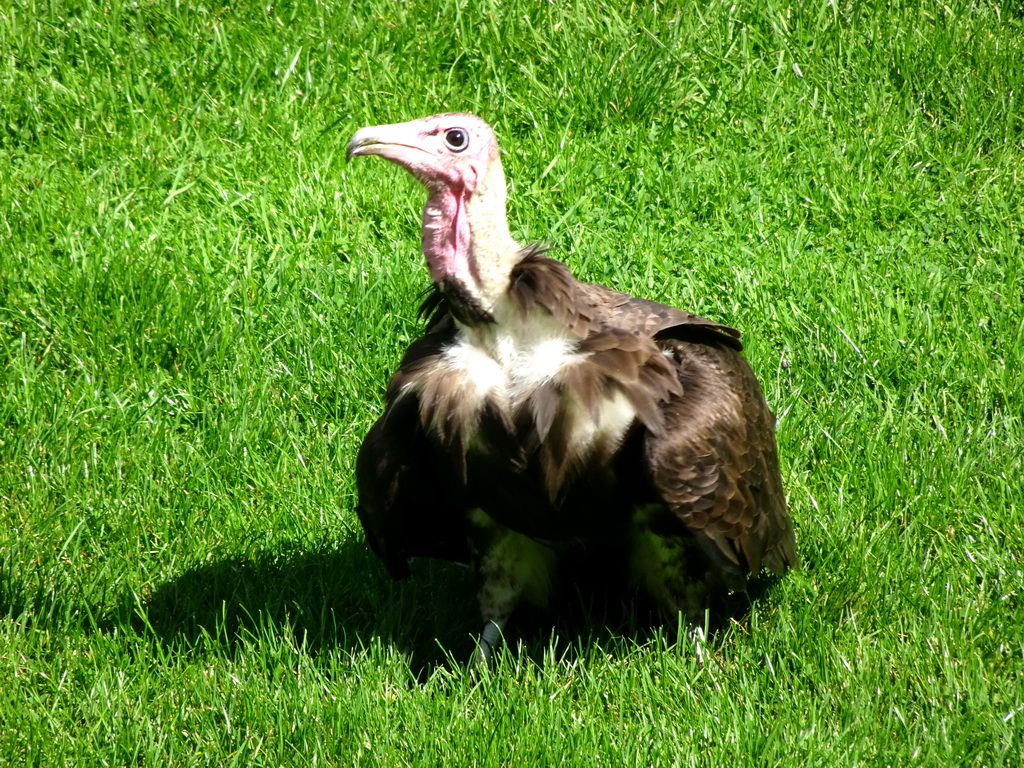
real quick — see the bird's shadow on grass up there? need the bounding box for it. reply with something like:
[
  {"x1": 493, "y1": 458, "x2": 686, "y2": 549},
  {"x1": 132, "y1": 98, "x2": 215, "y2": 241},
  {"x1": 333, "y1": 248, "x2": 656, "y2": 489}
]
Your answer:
[
  {"x1": 113, "y1": 536, "x2": 777, "y2": 678},
  {"x1": 116, "y1": 538, "x2": 482, "y2": 677}
]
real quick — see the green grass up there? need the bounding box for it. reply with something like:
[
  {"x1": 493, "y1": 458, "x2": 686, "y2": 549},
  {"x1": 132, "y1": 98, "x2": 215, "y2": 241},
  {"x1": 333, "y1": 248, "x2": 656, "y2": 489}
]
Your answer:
[{"x1": 1, "y1": 0, "x2": 1022, "y2": 763}]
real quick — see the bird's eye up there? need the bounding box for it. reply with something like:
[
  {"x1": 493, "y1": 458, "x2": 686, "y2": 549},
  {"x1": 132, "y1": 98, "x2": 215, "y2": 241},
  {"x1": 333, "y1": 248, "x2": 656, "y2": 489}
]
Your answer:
[{"x1": 443, "y1": 128, "x2": 469, "y2": 152}]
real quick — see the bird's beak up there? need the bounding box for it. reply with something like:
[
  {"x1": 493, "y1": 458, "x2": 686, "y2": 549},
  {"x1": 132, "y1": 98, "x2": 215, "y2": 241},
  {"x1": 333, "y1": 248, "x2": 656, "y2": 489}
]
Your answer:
[{"x1": 346, "y1": 120, "x2": 432, "y2": 164}]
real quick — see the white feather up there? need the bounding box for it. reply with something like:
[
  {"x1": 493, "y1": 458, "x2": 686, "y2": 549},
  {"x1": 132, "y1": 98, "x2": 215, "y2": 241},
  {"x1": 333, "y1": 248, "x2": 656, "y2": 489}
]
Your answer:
[
  {"x1": 439, "y1": 298, "x2": 639, "y2": 449},
  {"x1": 443, "y1": 301, "x2": 579, "y2": 404}
]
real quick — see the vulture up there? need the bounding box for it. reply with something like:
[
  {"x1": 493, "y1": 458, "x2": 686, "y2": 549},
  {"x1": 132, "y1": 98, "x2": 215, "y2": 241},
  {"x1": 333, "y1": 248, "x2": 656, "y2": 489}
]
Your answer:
[{"x1": 348, "y1": 113, "x2": 797, "y2": 661}]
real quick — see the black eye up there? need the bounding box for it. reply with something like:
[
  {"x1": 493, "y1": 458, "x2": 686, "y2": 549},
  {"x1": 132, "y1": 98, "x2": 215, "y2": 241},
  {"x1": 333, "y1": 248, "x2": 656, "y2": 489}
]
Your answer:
[{"x1": 443, "y1": 128, "x2": 469, "y2": 152}]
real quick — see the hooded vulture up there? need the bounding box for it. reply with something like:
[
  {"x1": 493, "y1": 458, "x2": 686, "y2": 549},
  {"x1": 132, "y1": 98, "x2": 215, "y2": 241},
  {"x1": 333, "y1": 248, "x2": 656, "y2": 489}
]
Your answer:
[{"x1": 348, "y1": 113, "x2": 797, "y2": 661}]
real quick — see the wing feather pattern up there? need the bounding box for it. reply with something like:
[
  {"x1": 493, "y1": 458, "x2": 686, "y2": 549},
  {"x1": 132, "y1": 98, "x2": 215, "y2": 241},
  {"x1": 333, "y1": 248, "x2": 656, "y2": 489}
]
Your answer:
[
  {"x1": 355, "y1": 392, "x2": 469, "y2": 578},
  {"x1": 645, "y1": 339, "x2": 798, "y2": 591}
]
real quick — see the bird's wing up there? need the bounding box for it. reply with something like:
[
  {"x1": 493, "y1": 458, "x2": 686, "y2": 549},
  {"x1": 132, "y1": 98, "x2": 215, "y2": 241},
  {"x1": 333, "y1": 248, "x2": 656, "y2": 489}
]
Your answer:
[
  {"x1": 355, "y1": 329, "x2": 470, "y2": 578},
  {"x1": 644, "y1": 339, "x2": 797, "y2": 591},
  {"x1": 520, "y1": 249, "x2": 793, "y2": 586}
]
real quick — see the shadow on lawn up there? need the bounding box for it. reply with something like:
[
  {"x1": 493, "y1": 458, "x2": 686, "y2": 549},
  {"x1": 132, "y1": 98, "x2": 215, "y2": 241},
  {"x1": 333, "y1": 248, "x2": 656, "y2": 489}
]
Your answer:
[
  {"x1": 120, "y1": 537, "x2": 484, "y2": 676},
  {"x1": 118, "y1": 534, "x2": 773, "y2": 678}
]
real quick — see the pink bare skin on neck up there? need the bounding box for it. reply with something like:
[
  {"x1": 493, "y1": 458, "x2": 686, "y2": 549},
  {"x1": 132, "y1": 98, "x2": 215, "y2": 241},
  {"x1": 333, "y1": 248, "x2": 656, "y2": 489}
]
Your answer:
[{"x1": 423, "y1": 184, "x2": 477, "y2": 285}]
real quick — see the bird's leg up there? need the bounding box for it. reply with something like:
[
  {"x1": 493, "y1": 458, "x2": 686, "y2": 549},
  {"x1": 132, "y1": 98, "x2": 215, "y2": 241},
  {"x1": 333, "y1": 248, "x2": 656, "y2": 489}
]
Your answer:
[
  {"x1": 682, "y1": 611, "x2": 709, "y2": 665},
  {"x1": 467, "y1": 509, "x2": 557, "y2": 665},
  {"x1": 474, "y1": 617, "x2": 509, "y2": 665},
  {"x1": 470, "y1": 553, "x2": 531, "y2": 666},
  {"x1": 630, "y1": 521, "x2": 713, "y2": 661},
  {"x1": 672, "y1": 596, "x2": 712, "y2": 664}
]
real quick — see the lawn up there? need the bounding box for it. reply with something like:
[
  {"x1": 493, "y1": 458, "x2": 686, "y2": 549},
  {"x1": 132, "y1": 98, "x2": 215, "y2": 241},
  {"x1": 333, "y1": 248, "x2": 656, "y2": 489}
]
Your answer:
[{"x1": 1, "y1": 0, "x2": 1022, "y2": 764}]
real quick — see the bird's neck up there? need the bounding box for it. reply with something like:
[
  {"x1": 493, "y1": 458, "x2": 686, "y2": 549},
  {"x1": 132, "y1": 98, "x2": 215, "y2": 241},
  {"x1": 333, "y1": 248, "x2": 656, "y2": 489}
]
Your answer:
[{"x1": 421, "y1": 154, "x2": 519, "y2": 318}]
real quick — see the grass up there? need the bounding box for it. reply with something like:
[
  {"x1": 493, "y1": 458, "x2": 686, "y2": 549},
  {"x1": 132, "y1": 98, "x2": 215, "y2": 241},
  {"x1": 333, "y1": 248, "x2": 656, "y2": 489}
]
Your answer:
[{"x1": 1, "y1": 0, "x2": 1022, "y2": 763}]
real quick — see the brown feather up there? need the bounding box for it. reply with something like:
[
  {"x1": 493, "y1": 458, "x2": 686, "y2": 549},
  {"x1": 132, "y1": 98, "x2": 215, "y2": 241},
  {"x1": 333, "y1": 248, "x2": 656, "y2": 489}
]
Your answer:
[
  {"x1": 644, "y1": 339, "x2": 797, "y2": 591},
  {"x1": 526, "y1": 380, "x2": 561, "y2": 444}
]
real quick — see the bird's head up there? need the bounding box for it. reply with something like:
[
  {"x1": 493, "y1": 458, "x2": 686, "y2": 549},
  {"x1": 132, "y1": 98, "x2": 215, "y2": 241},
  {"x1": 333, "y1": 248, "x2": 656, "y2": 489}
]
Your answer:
[
  {"x1": 347, "y1": 112, "x2": 498, "y2": 193},
  {"x1": 348, "y1": 113, "x2": 519, "y2": 318}
]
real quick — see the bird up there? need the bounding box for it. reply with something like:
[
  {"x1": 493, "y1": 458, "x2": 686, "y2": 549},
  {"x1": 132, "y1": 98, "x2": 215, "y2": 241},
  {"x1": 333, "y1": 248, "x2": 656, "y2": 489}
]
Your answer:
[{"x1": 347, "y1": 113, "x2": 797, "y2": 662}]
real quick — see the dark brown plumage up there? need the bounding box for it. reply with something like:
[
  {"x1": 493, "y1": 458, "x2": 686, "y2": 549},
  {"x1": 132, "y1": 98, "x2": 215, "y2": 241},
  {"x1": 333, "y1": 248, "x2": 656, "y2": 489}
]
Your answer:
[{"x1": 348, "y1": 114, "x2": 797, "y2": 660}]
